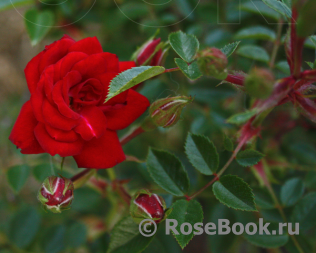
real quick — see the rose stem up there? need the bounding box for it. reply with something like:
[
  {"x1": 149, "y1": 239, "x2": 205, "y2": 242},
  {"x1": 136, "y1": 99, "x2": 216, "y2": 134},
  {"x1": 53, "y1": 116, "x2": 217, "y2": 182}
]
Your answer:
[
  {"x1": 164, "y1": 67, "x2": 180, "y2": 73},
  {"x1": 120, "y1": 126, "x2": 145, "y2": 146},
  {"x1": 70, "y1": 168, "x2": 91, "y2": 182}
]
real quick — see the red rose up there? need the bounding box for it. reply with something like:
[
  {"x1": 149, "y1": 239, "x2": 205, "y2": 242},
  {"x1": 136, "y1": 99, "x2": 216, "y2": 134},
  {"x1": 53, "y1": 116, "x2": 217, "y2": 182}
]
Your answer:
[{"x1": 9, "y1": 35, "x2": 150, "y2": 169}]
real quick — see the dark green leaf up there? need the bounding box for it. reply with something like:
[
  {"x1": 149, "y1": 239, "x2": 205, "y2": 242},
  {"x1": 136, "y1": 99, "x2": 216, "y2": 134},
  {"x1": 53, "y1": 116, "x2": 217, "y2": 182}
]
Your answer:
[
  {"x1": 237, "y1": 45, "x2": 270, "y2": 63},
  {"x1": 65, "y1": 222, "x2": 87, "y2": 248},
  {"x1": 147, "y1": 148, "x2": 190, "y2": 196},
  {"x1": 240, "y1": 1, "x2": 281, "y2": 20},
  {"x1": 185, "y1": 133, "x2": 219, "y2": 175},
  {"x1": 292, "y1": 192, "x2": 316, "y2": 230},
  {"x1": 236, "y1": 150, "x2": 265, "y2": 167},
  {"x1": 32, "y1": 163, "x2": 55, "y2": 182},
  {"x1": 275, "y1": 61, "x2": 291, "y2": 74},
  {"x1": 223, "y1": 134, "x2": 234, "y2": 152},
  {"x1": 169, "y1": 31, "x2": 199, "y2": 63},
  {"x1": 226, "y1": 109, "x2": 257, "y2": 125},
  {"x1": 235, "y1": 26, "x2": 276, "y2": 41},
  {"x1": 108, "y1": 216, "x2": 154, "y2": 253},
  {"x1": 42, "y1": 225, "x2": 66, "y2": 253},
  {"x1": 280, "y1": 178, "x2": 304, "y2": 207},
  {"x1": 253, "y1": 188, "x2": 275, "y2": 210},
  {"x1": 24, "y1": 9, "x2": 54, "y2": 46},
  {"x1": 106, "y1": 66, "x2": 165, "y2": 102},
  {"x1": 220, "y1": 41, "x2": 241, "y2": 57},
  {"x1": 297, "y1": 0, "x2": 316, "y2": 37},
  {"x1": 262, "y1": 0, "x2": 292, "y2": 19},
  {"x1": 6, "y1": 164, "x2": 30, "y2": 193},
  {"x1": 175, "y1": 58, "x2": 202, "y2": 80},
  {"x1": 9, "y1": 207, "x2": 41, "y2": 248},
  {"x1": 0, "y1": 0, "x2": 33, "y2": 11},
  {"x1": 244, "y1": 222, "x2": 289, "y2": 248},
  {"x1": 168, "y1": 199, "x2": 203, "y2": 248},
  {"x1": 213, "y1": 175, "x2": 257, "y2": 211}
]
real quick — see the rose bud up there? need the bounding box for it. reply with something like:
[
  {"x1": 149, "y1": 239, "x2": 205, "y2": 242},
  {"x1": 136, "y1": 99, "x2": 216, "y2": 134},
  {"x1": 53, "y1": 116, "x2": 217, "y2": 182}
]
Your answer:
[
  {"x1": 131, "y1": 33, "x2": 169, "y2": 66},
  {"x1": 149, "y1": 96, "x2": 193, "y2": 128},
  {"x1": 245, "y1": 68, "x2": 274, "y2": 99},
  {"x1": 38, "y1": 176, "x2": 74, "y2": 213},
  {"x1": 130, "y1": 190, "x2": 167, "y2": 224},
  {"x1": 197, "y1": 47, "x2": 228, "y2": 79}
]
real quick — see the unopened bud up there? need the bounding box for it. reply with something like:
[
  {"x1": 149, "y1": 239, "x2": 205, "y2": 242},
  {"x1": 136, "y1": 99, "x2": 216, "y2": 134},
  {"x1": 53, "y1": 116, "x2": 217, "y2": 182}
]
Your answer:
[
  {"x1": 149, "y1": 96, "x2": 193, "y2": 128},
  {"x1": 38, "y1": 176, "x2": 74, "y2": 213},
  {"x1": 130, "y1": 190, "x2": 167, "y2": 224},
  {"x1": 245, "y1": 68, "x2": 274, "y2": 99},
  {"x1": 197, "y1": 47, "x2": 228, "y2": 79},
  {"x1": 131, "y1": 32, "x2": 169, "y2": 66}
]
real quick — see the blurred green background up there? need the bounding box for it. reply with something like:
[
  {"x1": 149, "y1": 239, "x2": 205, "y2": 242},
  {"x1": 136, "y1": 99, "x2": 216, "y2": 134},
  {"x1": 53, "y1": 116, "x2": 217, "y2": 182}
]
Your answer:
[{"x1": 1, "y1": 0, "x2": 316, "y2": 252}]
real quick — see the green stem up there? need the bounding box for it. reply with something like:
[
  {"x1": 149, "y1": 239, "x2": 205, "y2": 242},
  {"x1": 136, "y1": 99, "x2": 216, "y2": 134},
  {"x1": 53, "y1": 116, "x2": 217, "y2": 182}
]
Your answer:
[{"x1": 269, "y1": 20, "x2": 283, "y2": 69}]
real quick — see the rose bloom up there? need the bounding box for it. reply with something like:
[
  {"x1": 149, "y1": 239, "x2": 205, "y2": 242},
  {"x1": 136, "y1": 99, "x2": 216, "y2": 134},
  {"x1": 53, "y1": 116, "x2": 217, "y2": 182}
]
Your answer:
[{"x1": 9, "y1": 35, "x2": 149, "y2": 169}]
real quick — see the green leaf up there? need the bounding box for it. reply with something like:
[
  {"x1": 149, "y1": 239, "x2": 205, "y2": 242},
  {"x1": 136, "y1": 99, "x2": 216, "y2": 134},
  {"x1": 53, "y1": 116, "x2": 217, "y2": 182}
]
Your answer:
[
  {"x1": 106, "y1": 66, "x2": 165, "y2": 102},
  {"x1": 147, "y1": 148, "x2": 190, "y2": 196},
  {"x1": 220, "y1": 41, "x2": 241, "y2": 57},
  {"x1": 292, "y1": 192, "x2": 316, "y2": 230},
  {"x1": 6, "y1": 164, "x2": 30, "y2": 193},
  {"x1": 168, "y1": 199, "x2": 203, "y2": 248},
  {"x1": 32, "y1": 163, "x2": 55, "y2": 182},
  {"x1": 0, "y1": 0, "x2": 33, "y2": 11},
  {"x1": 275, "y1": 61, "x2": 291, "y2": 74},
  {"x1": 185, "y1": 133, "x2": 219, "y2": 175},
  {"x1": 169, "y1": 31, "x2": 199, "y2": 63},
  {"x1": 8, "y1": 207, "x2": 41, "y2": 248},
  {"x1": 226, "y1": 109, "x2": 257, "y2": 125},
  {"x1": 65, "y1": 222, "x2": 87, "y2": 248},
  {"x1": 108, "y1": 216, "x2": 154, "y2": 253},
  {"x1": 24, "y1": 9, "x2": 54, "y2": 46},
  {"x1": 240, "y1": 1, "x2": 281, "y2": 20},
  {"x1": 244, "y1": 222, "x2": 289, "y2": 248},
  {"x1": 306, "y1": 61, "x2": 315, "y2": 69},
  {"x1": 235, "y1": 26, "x2": 276, "y2": 41},
  {"x1": 223, "y1": 134, "x2": 234, "y2": 152},
  {"x1": 253, "y1": 188, "x2": 275, "y2": 210},
  {"x1": 280, "y1": 178, "x2": 304, "y2": 207},
  {"x1": 213, "y1": 175, "x2": 257, "y2": 211},
  {"x1": 236, "y1": 150, "x2": 265, "y2": 167},
  {"x1": 174, "y1": 58, "x2": 202, "y2": 80},
  {"x1": 42, "y1": 225, "x2": 66, "y2": 253},
  {"x1": 237, "y1": 45, "x2": 270, "y2": 63},
  {"x1": 262, "y1": 0, "x2": 292, "y2": 19},
  {"x1": 297, "y1": 0, "x2": 316, "y2": 37}
]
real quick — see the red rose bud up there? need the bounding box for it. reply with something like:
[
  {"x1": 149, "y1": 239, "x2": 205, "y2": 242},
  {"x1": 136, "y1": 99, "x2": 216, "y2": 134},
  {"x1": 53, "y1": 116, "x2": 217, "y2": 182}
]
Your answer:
[
  {"x1": 130, "y1": 190, "x2": 167, "y2": 224},
  {"x1": 131, "y1": 32, "x2": 169, "y2": 66},
  {"x1": 38, "y1": 176, "x2": 74, "y2": 213},
  {"x1": 149, "y1": 96, "x2": 193, "y2": 128},
  {"x1": 245, "y1": 68, "x2": 274, "y2": 99},
  {"x1": 197, "y1": 47, "x2": 228, "y2": 79}
]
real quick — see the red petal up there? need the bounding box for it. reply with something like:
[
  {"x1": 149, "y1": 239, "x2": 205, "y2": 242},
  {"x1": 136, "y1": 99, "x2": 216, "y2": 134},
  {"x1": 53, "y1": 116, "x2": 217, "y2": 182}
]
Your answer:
[
  {"x1": 68, "y1": 37, "x2": 103, "y2": 55},
  {"x1": 52, "y1": 71, "x2": 81, "y2": 119},
  {"x1": 45, "y1": 124, "x2": 79, "y2": 142},
  {"x1": 74, "y1": 106, "x2": 107, "y2": 141},
  {"x1": 39, "y1": 37, "x2": 75, "y2": 74},
  {"x1": 119, "y1": 61, "x2": 136, "y2": 72},
  {"x1": 103, "y1": 89, "x2": 150, "y2": 130},
  {"x1": 100, "y1": 52, "x2": 119, "y2": 72},
  {"x1": 24, "y1": 52, "x2": 44, "y2": 94},
  {"x1": 34, "y1": 123, "x2": 84, "y2": 156},
  {"x1": 9, "y1": 101, "x2": 44, "y2": 154},
  {"x1": 71, "y1": 54, "x2": 108, "y2": 79},
  {"x1": 137, "y1": 38, "x2": 161, "y2": 65},
  {"x1": 42, "y1": 99, "x2": 78, "y2": 131},
  {"x1": 73, "y1": 130, "x2": 125, "y2": 169}
]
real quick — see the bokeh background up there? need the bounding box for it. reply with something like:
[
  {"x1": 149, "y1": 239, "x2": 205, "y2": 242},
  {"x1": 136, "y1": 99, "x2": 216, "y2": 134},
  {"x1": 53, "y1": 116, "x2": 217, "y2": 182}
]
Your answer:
[{"x1": 1, "y1": 0, "x2": 316, "y2": 252}]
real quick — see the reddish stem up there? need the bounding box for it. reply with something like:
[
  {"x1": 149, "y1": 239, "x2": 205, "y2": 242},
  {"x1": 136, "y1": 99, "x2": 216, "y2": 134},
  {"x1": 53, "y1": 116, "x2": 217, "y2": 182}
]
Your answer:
[
  {"x1": 71, "y1": 168, "x2": 91, "y2": 182},
  {"x1": 120, "y1": 126, "x2": 145, "y2": 146},
  {"x1": 186, "y1": 174, "x2": 219, "y2": 201},
  {"x1": 164, "y1": 67, "x2": 180, "y2": 73}
]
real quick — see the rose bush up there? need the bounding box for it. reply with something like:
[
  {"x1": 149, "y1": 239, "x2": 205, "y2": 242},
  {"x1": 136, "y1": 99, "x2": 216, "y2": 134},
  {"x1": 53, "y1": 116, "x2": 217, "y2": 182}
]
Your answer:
[{"x1": 9, "y1": 35, "x2": 150, "y2": 169}]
